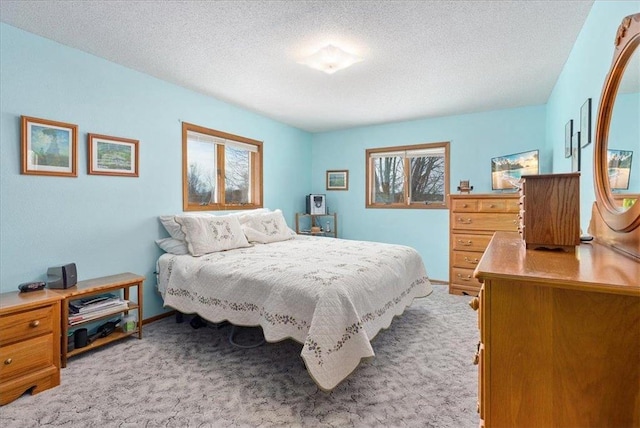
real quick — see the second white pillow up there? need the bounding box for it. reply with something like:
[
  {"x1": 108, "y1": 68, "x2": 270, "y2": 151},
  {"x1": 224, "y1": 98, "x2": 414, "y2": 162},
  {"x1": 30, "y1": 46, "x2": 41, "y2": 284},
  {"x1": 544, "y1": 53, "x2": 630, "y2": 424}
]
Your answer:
[
  {"x1": 176, "y1": 215, "x2": 251, "y2": 256},
  {"x1": 241, "y1": 209, "x2": 294, "y2": 244}
]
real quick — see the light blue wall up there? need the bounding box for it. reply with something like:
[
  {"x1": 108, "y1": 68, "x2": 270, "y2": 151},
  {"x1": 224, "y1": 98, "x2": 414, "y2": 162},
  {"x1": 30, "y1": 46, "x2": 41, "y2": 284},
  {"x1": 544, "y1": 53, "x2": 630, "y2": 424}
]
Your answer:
[
  {"x1": 310, "y1": 105, "x2": 547, "y2": 281},
  {"x1": 0, "y1": 24, "x2": 312, "y2": 318},
  {"x1": 546, "y1": 0, "x2": 640, "y2": 231},
  {"x1": 2, "y1": 1, "x2": 636, "y2": 316}
]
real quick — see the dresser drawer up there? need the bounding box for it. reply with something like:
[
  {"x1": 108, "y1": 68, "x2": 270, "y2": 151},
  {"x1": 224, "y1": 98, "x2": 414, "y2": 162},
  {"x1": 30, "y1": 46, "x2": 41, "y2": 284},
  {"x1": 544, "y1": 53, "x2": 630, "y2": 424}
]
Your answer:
[
  {"x1": 452, "y1": 199, "x2": 479, "y2": 212},
  {"x1": 453, "y1": 250, "x2": 482, "y2": 269},
  {"x1": 452, "y1": 267, "x2": 483, "y2": 288},
  {"x1": 452, "y1": 234, "x2": 492, "y2": 252},
  {"x1": 479, "y1": 198, "x2": 519, "y2": 213},
  {"x1": 0, "y1": 305, "x2": 54, "y2": 346},
  {"x1": 452, "y1": 213, "x2": 518, "y2": 231},
  {"x1": 0, "y1": 334, "x2": 54, "y2": 382}
]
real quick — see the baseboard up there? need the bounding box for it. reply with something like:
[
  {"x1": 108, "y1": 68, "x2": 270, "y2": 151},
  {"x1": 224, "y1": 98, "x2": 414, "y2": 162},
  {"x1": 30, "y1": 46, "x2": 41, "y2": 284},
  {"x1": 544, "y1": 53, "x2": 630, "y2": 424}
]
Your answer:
[
  {"x1": 142, "y1": 310, "x2": 176, "y2": 326},
  {"x1": 429, "y1": 279, "x2": 448, "y2": 285}
]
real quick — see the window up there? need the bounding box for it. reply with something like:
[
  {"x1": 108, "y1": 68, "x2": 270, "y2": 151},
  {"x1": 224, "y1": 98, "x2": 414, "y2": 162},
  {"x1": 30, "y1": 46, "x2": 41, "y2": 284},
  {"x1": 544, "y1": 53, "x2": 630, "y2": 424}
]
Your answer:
[
  {"x1": 366, "y1": 142, "x2": 449, "y2": 209},
  {"x1": 182, "y1": 122, "x2": 263, "y2": 211}
]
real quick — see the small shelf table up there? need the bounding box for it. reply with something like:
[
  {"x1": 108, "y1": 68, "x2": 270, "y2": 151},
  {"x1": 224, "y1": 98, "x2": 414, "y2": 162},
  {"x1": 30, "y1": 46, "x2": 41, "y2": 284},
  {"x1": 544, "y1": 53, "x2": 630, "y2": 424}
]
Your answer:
[
  {"x1": 295, "y1": 213, "x2": 337, "y2": 238},
  {"x1": 53, "y1": 272, "x2": 144, "y2": 367}
]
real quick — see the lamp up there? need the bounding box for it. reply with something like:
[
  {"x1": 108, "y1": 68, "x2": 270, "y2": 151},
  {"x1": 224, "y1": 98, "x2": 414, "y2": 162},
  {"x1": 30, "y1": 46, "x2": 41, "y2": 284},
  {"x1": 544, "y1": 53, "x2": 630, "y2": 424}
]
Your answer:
[{"x1": 299, "y1": 44, "x2": 363, "y2": 74}]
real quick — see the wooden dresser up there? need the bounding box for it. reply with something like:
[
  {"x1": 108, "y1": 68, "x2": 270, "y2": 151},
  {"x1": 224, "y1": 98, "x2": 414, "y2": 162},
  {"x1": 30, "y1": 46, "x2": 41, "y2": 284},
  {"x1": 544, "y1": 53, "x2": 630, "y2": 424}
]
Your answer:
[
  {"x1": 0, "y1": 289, "x2": 62, "y2": 405},
  {"x1": 449, "y1": 194, "x2": 519, "y2": 295},
  {"x1": 473, "y1": 232, "x2": 640, "y2": 428}
]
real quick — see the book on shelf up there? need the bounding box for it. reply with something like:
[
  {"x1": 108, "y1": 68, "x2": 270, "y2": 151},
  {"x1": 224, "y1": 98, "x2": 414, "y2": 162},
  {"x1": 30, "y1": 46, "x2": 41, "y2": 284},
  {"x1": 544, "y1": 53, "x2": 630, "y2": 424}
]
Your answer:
[
  {"x1": 70, "y1": 293, "x2": 123, "y2": 314},
  {"x1": 68, "y1": 301, "x2": 129, "y2": 325}
]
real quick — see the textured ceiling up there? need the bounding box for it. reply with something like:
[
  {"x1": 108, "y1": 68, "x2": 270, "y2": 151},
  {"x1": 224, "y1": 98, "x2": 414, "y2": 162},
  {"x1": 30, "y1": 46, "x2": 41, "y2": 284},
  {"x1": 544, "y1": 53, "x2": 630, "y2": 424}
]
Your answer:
[{"x1": 0, "y1": 0, "x2": 594, "y2": 132}]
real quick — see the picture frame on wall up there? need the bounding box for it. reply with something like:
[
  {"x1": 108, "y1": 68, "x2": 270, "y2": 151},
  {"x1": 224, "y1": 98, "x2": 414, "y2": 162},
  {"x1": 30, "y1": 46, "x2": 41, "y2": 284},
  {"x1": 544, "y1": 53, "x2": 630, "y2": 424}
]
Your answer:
[
  {"x1": 572, "y1": 132, "x2": 581, "y2": 172},
  {"x1": 564, "y1": 119, "x2": 573, "y2": 158},
  {"x1": 88, "y1": 133, "x2": 139, "y2": 177},
  {"x1": 580, "y1": 98, "x2": 592, "y2": 148},
  {"x1": 21, "y1": 115, "x2": 78, "y2": 177},
  {"x1": 326, "y1": 170, "x2": 349, "y2": 190}
]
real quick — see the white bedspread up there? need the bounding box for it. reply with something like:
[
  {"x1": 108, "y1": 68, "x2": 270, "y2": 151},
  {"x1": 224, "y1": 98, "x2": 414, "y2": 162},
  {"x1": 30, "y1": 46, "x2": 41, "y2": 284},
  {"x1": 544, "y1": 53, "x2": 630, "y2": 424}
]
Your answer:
[{"x1": 157, "y1": 235, "x2": 432, "y2": 390}]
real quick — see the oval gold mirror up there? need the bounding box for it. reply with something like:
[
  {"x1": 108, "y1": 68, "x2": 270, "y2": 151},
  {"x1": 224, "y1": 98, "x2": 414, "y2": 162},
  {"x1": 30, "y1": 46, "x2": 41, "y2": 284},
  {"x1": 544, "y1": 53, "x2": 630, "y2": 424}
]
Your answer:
[{"x1": 591, "y1": 13, "x2": 640, "y2": 258}]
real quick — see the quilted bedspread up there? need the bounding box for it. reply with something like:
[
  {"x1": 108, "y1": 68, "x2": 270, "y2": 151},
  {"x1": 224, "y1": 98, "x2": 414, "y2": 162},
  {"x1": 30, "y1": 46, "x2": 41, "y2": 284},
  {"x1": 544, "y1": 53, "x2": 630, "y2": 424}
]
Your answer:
[{"x1": 157, "y1": 235, "x2": 432, "y2": 390}]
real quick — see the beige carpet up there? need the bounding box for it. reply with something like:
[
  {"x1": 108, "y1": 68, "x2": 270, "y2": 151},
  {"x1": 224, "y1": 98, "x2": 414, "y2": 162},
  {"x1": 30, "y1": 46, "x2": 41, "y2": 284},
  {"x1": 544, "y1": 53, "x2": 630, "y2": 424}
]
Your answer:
[{"x1": 0, "y1": 284, "x2": 479, "y2": 427}]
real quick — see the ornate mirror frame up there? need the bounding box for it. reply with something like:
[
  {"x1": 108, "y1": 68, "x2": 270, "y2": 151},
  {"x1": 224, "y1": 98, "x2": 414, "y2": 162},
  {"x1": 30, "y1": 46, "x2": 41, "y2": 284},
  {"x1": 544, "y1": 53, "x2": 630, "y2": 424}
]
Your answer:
[{"x1": 590, "y1": 13, "x2": 640, "y2": 259}]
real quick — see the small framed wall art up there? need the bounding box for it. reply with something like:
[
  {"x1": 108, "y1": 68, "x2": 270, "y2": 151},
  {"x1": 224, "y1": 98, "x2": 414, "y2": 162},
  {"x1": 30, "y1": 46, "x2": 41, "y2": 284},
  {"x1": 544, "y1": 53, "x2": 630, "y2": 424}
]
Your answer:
[
  {"x1": 88, "y1": 133, "x2": 139, "y2": 177},
  {"x1": 564, "y1": 119, "x2": 573, "y2": 158},
  {"x1": 580, "y1": 98, "x2": 592, "y2": 148},
  {"x1": 21, "y1": 116, "x2": 78, "y2": 177},
  {"x1": 572, "y1": 132, "x2": 581, "y2": 172},
  {"x1": 326, "y1": 170, "x2": 349, "y2": 190}
]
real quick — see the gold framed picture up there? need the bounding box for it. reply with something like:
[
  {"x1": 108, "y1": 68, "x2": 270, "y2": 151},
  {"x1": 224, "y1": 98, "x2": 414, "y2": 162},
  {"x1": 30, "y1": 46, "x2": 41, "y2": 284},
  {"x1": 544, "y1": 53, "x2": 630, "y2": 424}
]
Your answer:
[
  {"x1": 88, "y1": 133, "x2": 139, "y2": 177},
  {"x1": 21, "y1": 116, "x2": 78, "y2": 177}
]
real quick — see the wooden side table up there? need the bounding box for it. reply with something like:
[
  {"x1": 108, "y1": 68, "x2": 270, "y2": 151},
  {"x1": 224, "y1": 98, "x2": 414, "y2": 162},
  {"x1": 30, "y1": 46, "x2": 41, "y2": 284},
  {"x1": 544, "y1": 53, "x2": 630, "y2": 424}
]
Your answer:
[{"x1": 53, "y1": 272, "x2": 144, "y2": 368}]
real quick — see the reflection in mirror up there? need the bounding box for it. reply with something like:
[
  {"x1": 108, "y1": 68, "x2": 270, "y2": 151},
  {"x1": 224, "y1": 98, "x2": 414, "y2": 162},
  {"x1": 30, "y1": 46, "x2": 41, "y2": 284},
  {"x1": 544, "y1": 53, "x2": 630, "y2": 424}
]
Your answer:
[{"x1": 608, "y1": 46, "x2": 639, "y2": 211}]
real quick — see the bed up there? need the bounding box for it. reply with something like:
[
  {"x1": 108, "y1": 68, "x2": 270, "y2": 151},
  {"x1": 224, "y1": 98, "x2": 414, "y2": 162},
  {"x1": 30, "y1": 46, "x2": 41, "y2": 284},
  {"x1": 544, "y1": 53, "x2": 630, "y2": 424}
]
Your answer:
[{"x1": 155, "y1": 210, "x2": 432, "y2": 390}]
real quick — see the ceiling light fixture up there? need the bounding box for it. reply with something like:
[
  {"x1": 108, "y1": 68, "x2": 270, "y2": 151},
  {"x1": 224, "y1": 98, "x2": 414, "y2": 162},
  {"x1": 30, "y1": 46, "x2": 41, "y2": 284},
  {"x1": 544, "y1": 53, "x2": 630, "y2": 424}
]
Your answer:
[{"x1": 299, "y1": 44, "x2": 363, "y2": 74}]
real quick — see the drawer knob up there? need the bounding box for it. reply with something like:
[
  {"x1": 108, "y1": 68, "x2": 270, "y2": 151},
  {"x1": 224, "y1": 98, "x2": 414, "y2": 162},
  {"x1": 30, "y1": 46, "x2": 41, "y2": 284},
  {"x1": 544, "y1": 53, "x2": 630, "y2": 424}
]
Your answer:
[
  {"x1": 489, "y1": 204, "x2": 495, "y2": 208},
  {"x1": 464, "y1": 256, "x2": 479, "y2": 264},
  {"x1": 462, "y1": 203, "x2": 468, "y2": 208},
  {"x1": 30, "y1": 320, "x2": 40, "y2": 328},
  {"x1": 457, "y1": 217, "x2": 472, "y2": 224},
  {"x1": 469, "y1": 297, "x2": 480, "y2": 311},
  {"x1": 4, "y1": 358, "x2": 12, "y2": 365},
  {"x1": 458, "y1": 239, "x2": 472, "y2": 246},
  {"x1": 457, "y1": 273, "x2": 472, "y2": 281}
]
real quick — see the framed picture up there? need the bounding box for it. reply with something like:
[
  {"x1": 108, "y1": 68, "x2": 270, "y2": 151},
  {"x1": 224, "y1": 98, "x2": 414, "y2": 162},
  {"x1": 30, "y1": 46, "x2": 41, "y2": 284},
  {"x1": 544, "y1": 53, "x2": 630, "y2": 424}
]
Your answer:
[
  {"x1": 564, "y1": 119, "x2": 573, "y2": 158},
  {"x1": 326, "y1": 170, "x2": 349, "y2": 190},
  {"x1": 88, "y1": 133, "x2": 139, "y2": 177},
  {"x1": 580, "y1": 98, "x2": 592, "y2": 148},
  {"x1": 572, "y1": 132, "x2": 581, "y2": 172},
  {"x1": 21, "y1": 116, "x2": 78, "y2": 177}
]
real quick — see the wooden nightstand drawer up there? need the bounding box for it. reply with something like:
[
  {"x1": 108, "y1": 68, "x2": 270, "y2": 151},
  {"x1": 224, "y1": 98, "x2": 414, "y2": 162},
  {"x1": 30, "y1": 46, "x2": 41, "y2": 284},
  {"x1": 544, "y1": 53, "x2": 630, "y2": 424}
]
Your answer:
[
  {"x1": 0, "y1": 334, "x2": 54, "y2": 382},
  {"x1": 0, "y1": 306, "x2": 54, "y2": 346},
  {"x1": 452, "y1": 234, "x2": 492, "y2": 252}
]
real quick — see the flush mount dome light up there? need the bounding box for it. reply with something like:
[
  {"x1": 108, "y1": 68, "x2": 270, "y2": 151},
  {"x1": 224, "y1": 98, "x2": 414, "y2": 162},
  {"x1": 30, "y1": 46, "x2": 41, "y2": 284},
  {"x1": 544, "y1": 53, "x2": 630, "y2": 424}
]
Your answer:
[{"x1": 299, "y1": 44, "x2": 363, "y2": 74}]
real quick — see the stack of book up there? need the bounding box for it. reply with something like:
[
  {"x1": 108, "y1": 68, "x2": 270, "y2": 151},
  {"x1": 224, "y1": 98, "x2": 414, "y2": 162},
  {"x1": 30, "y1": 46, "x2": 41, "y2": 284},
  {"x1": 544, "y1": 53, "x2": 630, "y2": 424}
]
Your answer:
[{"x1": 68, "y1": 293, "x2": 128, "y2": 325}]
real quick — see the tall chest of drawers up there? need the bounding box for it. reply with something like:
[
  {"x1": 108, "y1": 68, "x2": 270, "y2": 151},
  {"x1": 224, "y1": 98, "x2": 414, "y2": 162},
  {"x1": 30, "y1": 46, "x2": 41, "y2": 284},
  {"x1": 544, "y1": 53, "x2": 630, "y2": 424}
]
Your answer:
[
  {"x1": 449, "y1": 194, "x2": 519, "y2": 295},
  {"x1": 0, "y1": 290, "x2": 62, "y2": 405}
]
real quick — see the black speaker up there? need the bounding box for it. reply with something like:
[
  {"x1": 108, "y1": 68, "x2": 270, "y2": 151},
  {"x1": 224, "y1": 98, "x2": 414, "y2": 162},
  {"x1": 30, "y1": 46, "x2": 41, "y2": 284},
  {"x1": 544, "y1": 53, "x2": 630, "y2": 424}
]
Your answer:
[
  {"x1": 74, "y1": 328, "x2": 88, "y2": 349},
  {"x1": 46, "y1": 263, "x2": 77, "y2": 289}
]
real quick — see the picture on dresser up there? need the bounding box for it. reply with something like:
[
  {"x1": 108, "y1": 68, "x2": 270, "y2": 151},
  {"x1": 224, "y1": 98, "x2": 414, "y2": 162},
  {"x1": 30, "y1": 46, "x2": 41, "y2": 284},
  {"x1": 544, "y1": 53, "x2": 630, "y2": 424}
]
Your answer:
[{"x1": 491, "y1": 149, "x2": 539, "y2": 190}]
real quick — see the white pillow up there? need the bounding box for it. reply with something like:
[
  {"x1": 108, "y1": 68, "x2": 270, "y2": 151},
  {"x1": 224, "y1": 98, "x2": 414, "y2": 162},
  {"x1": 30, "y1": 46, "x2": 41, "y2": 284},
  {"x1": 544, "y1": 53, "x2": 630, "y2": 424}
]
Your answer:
[
  {"x1": 155, "y1": 238, "x2": 189, "y2": 255},
  {"x1": 241, "y1": 210, "x2": 294, "y2": 244},
  {"x1": 159, "y1": 213, "x2": 214, "y2": 241},
  {"x1": 236, "y1": 208, "x2": 272, "y2": 224},
  {"x1": 176, "y1": 215, "x2": 251, "y2": 256}
]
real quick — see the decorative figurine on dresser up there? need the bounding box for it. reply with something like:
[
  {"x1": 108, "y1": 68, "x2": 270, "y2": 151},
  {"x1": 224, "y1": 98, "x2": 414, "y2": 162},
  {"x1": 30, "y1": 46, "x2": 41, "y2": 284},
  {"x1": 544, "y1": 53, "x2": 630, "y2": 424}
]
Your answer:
[{"x1": 473, "y1": 13, "x2": 640, "y2": 428}]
